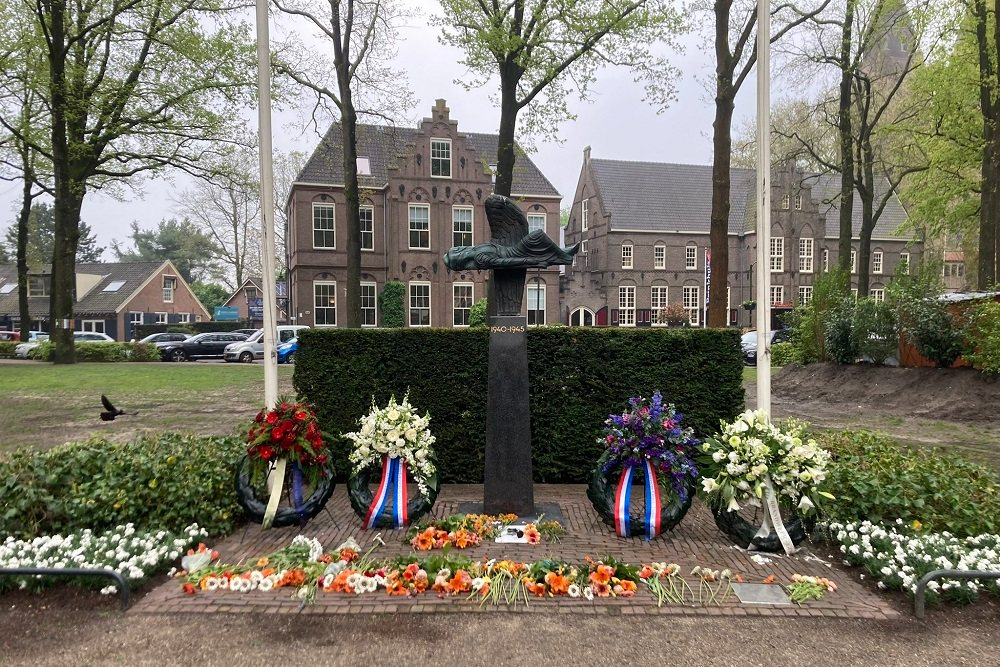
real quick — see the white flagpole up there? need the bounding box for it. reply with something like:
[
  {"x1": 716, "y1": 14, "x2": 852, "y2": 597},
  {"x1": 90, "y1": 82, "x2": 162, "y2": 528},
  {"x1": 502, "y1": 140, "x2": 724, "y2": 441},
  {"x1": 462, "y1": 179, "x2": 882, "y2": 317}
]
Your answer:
[
  {"x1": 255, "y1": 0, "x2": 278, "y2": 409},
  {"x1": 755, "y1": 0, "x2": 772, "y2": 416}
]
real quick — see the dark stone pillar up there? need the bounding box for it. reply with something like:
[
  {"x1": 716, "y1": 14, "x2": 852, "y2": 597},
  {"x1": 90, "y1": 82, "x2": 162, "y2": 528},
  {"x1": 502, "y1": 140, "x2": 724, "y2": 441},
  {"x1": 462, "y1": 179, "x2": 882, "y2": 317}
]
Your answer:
[{"x1": 484, "y1": 314, "x2": 533, "y2": 515}]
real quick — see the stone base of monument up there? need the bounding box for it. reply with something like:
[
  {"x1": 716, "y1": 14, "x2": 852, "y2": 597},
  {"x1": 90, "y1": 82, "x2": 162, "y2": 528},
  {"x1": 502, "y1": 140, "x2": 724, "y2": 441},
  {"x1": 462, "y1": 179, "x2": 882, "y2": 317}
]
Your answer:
[{"x1": 455, "y1": 501, "x2": 565, "y2": 527}]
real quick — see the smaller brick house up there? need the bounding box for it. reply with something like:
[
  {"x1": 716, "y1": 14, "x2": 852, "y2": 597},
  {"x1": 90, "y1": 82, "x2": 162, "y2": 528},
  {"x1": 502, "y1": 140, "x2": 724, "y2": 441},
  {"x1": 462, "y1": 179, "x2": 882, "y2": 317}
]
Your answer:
[
  {"x1": 0, "y1": 260, "x2": 210, "y2": 340},
  {"x1": 220, "y1": 277, "x2": 290, "y2": 326}
]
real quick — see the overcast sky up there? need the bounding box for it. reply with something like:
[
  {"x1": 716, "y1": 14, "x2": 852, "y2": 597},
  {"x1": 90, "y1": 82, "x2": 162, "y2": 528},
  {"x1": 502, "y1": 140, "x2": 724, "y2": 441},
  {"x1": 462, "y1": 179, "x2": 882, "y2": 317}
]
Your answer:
[{"x1": 0, "y1": 4, "x2": 765, "y2": 260}]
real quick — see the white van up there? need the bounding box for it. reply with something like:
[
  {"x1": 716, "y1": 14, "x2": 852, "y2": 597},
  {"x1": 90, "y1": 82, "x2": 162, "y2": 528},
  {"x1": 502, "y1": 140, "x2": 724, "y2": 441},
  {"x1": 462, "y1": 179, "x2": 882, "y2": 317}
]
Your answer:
[{"x1": 223, "y1": 325, "x2": 309, "y2": 363}]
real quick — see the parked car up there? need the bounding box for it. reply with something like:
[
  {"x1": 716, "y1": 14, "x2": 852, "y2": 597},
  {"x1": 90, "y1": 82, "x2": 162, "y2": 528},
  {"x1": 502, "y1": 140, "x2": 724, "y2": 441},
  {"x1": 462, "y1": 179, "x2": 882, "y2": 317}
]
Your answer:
[
  {"x1": 232, "y1": 328, "x2": 260, "y2": 337},
  {"x1": 138, "y1": 332, "x2": 191, "y2": 344},
  {"x1": 14, "y1": 331, "x2": 112, "y2": 359},
  {"x1": 741, "y1": 329, "x2": 792, "y2": 365},
  {"x1": 158, "y1": 332, "x2": 248, "y2": 362},
  {"x1": 223, "y1": 326, "x2": 309, "y2": 363},
  {"x1": 0, "y1": 331, "x2": 20, "y2": 341},
  {"x1": 277, "y1": 337, "x2": 298, "y2": 364}
]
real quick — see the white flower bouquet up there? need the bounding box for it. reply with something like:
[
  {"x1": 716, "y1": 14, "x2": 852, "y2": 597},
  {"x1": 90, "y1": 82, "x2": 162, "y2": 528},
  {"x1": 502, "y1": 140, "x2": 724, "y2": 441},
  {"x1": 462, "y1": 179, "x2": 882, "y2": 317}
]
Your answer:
[
  {"x1": 343, "y1": 393, "x2": 437, "y2": 500},
  {"x1": 698, "y1": 410, "x2": 833, "y2": 517}
]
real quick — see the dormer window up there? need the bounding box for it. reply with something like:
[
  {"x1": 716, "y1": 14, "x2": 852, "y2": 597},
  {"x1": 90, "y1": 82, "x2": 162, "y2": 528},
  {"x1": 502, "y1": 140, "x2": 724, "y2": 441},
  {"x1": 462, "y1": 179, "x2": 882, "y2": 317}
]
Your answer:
[
  {"x1": 163, "y1": 275, "x2": 177, "y2": 303},
  {"x1": 28, "y1": 276, "x2": 50, "y2": 297},
  {"x1": 356, "y1": 156, "x2": 371, "y2": 176},
  {"x1": 431, "y1": 138, "x2": 451, "y2": 178}
]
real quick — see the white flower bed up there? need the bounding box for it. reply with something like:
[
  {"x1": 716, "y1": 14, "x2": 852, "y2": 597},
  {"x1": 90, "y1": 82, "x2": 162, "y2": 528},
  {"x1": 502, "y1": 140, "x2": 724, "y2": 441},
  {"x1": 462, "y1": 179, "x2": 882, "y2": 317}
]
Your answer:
[
  {"x1": 831, "y1": 520, "x2": 1000, "y2": 604},
  {"x1": 1, "y1": 523, "x2": 206, "y2": 594}
]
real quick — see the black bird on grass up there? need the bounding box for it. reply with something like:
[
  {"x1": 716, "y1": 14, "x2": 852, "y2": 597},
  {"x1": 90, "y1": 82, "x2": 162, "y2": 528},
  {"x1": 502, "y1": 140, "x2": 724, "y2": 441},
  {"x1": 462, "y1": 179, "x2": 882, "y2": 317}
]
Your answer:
[{"x1": 100, "y1": 395, "x2": 136, "y2": 421}]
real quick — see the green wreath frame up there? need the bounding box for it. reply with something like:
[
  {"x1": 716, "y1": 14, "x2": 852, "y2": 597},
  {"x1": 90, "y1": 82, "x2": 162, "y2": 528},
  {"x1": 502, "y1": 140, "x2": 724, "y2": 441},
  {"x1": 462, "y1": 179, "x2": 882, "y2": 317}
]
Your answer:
[
  {"x1": 709, "y1": 497, "x2": 815, "y2": 552},
  {"x1": 234, "y1": 455, "x2": 336, "y2": 528},
  {"x1": 347, "y1": 459, "x2": 440, "y2": 529}
]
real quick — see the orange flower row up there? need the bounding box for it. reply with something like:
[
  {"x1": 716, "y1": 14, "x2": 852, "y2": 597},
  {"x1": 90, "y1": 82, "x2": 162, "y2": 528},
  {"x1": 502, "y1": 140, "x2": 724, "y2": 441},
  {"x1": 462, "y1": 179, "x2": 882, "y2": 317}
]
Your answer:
[{"x1": 410, "y1": 527, "x2": 482, "y2": 551}]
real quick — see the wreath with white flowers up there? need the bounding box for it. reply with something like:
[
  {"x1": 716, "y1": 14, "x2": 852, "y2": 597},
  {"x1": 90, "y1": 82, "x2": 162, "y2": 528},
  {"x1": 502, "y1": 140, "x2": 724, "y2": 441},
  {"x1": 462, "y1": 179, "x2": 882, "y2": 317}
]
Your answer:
[{"x1": 343, "y1": 394, "x2": 439, "y2": 527}]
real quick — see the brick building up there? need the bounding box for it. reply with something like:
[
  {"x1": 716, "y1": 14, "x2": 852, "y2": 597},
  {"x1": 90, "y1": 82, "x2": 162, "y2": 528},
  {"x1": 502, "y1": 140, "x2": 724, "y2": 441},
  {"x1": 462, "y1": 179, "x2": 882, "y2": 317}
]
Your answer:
[
  {"x1": 561, "y1": 149, "x2": 921, "y2": 328},
  {"x1": 286, "y1": 100, "x2": 562, "y2": 328}
]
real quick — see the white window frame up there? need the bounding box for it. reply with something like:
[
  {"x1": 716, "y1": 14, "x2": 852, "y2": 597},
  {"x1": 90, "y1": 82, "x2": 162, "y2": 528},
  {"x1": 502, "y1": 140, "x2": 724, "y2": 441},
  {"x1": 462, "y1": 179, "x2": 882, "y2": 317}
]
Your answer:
[
  {"x1": 873, "y1": 250, "x2": 883, "y2": 274},
  {"x1": 27, "y1": 276, "x2": 49, "y2": 297},
  {"x1": 162, "y1": 275, "x2": 177, "y2": 303},
  {"x1": 683, "y1": 286, "x2": 700, "y2": 325},
  {"x1": 618, "y1": 285, "x2": 636, "y2": 327},
  {"x1": 851, "y1": 249, "x2": 857, "y2": 274},
  {"x1": 178, "y1": 313, "x2": 190, "y2": 323},
  {"x1": 81, "y1": 320, "x2": 105, "y2": 333},
  {"x1": 527, "y1": 213, "x2": 545, "y2": 235},
  {"x1": 356, "y1": 156, "x2": 371, "y2": 175},
  {"x1": 360, "y1": 281, "x2": 377, "y2": 327},
  {"x1": 654, "y1": 244, "x2": 665, "y2": 270},
  {"x1": 408, "y1": 204, "x2": 430, "y2": 250},
  {"x1": 527, "y1": 283, "x2": 546, "y2": 326},
  {"x1": 770, "y1": 237, "x2": 784, "y2": 273},
  {"x1": 781, "y1": 194, "x2": 790, "y2": 209},
  {"x1": 798, "y1": 286, "x2": 813, "y2": 305},
  {"x1": 822, "y1": 248, "x2": 829, "y2": 272},
  {"x1": 359, "y1": 205, "x2": 375, "y2": 251},
  {"x1": 650, "y1": 286, "x2": 668, "y2": 326},
  {"x1": 409, "y1": 281, "x2": 431, "y2": 327},
  {"x1": 685, "y1": 244, "x2": 697, "y2": 270},
  {"x1": 130, "y1": 311, "x2": 143, "y2": 326},
  {"x1": 453, "y1": 282, "x2": 473, "y2": 327},
  {"x1": 798, "y1": 238, "x2": 814, "y2": 273},
  {"x1": 570, "y1": 307, "x2": 595, "y2": 326},
  {"x1": 314, "y1": 281, "x2": 337, "y2": 327},
  {"x1": 770, "y1": 285, "x2": 784, "y2": 306},
  {"x1": 871, "y1": 288, "x2": 885, "y2": 303},
  {"x1": 312, "y1": 202, "x2": 336, "y2": 249},
  {"x1": 430, "y1": 138, "x2": 452, "y2": 178},
  {"x1": 581, "y1": 239, "x2": 588, "y2": 255},
  {"x1": 581, "y1": 199, "x2": 589, "y2": 232},
  {"x1": 794, "y1": 194, "x2": 803, "y2": 210},
  {"x1": 155, "y1": 312, "x2": 168, "y2": 325},
  {"x1": 621, "y1": 244, "x2": 633, "y2": 270},
  {"x1": 452, "y1": 206, "x2": 473, "y2": 248},
  {"x1": 899, "y1": 252, "x2": 910, "y2": 275}
]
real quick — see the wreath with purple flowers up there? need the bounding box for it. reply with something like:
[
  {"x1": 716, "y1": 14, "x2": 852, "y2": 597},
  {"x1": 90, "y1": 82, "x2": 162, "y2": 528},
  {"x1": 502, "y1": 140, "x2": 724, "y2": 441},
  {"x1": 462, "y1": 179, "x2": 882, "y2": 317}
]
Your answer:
[{"x1": 587, "y1": 392, "x2": 700, "y2": 538}]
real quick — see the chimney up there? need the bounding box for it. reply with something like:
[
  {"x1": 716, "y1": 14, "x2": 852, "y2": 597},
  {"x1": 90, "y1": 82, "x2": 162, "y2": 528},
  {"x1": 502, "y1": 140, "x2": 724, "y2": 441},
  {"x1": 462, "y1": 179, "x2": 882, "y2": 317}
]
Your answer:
[
  {"x1": 433, "y1": 98, "x2": 449, "y2": 120},
  {"x1": 583, "y1": 145, "x2": 591, "y2": 163}
]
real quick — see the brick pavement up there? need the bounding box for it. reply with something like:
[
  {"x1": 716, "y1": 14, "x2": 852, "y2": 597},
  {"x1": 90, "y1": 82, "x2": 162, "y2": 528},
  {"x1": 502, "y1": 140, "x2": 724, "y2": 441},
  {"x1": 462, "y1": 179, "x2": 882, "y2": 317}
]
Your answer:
[{"x1": 131, "y1": 485, "x2": 897, "y2": 619}]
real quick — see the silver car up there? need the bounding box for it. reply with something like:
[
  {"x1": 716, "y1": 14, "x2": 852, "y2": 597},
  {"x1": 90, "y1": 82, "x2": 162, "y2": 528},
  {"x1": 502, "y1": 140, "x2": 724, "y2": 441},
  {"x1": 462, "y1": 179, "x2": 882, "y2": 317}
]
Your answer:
[{"x1": 223, "y1": 326, "x2": 308, "y2": 363}]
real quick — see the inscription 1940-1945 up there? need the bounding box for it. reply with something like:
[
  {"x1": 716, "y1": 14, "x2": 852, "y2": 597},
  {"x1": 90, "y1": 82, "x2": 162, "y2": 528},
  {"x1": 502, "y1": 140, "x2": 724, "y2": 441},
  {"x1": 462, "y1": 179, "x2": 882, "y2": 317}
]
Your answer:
[{"x1": 489, "y1": 325, "x2": 526, "y2": 334}]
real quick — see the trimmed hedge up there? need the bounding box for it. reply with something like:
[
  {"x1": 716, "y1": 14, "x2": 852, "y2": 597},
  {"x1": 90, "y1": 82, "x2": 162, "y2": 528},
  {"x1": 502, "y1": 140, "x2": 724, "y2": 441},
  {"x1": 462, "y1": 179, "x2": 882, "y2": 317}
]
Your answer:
[
  {"x1": 0, "y1": 433, "x2": 246, "y2": 539},
  {"x1": 29, "y1": 342, "x2": 160, "y2": 362},
  {"x1": 294, "y1": 327, "x2": 743, "y2": 483}
]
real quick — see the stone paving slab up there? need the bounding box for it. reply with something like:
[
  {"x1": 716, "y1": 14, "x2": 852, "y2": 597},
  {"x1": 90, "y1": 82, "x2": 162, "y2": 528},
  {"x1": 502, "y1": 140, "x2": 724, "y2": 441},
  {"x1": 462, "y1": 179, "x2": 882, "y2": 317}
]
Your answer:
[{"x1": 132, "y1": 485, "x2": 897, "y2": 619}]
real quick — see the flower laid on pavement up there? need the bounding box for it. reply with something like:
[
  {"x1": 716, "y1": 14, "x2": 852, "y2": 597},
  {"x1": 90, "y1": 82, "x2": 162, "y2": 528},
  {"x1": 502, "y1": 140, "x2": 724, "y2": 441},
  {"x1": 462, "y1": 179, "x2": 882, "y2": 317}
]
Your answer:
[{"x1": 787, "y1": 574, "x2": 837, "y2": 604}]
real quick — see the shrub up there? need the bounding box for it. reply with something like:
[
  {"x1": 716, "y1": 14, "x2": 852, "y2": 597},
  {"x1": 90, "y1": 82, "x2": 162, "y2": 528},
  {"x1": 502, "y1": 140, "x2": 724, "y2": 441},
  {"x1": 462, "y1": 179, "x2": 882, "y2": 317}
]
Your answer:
[
  {"x1": 791, "y1": 268, "x2": 850, "y2": 363},
  {"x1": 824, "y1": 299, "x2": 858, "y2": 364},
  {"x1": 770, "y1": 341, "x2": 799, "y2": 366},
  {"x1": 0, "y1": 433, "x2": 246, "y2": 539},
  {"x1": 294, "y1": 327, "x2": 743, "y2": 484},
  {"x1": 29, "y1": 342, "x2": 160, "y2": 362},
  {"x1": 0, "y1": 342, "x2": 16, "y2": 358},
  {"x1": 900, "y1": 298, "x2": 964, "y2": 367},
  {"x1": 816, "y1": 430, "x2": 1000, "y2": 537},
  {"x1": 961, "y1": 300, "x2": 1000, "y2": 373},
  {"x1": 469, "y1": 298, "x2": 488, "y2": 327},
  {"x1": 379, "y1": 280, "x2": 405, "y2": 328},
  {"x1": 854, "y1": 297, "x2": 898, "y2": 365}
]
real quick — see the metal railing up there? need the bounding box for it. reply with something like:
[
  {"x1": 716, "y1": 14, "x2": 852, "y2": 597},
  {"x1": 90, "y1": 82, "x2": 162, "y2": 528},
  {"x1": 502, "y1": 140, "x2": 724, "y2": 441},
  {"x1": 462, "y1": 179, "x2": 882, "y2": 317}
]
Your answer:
[
  {"x1": 913, "y1": 569, "x2": 1000, "y2": 620},
  {"x1": 0, "y1": 567, "x2": 130, "y2": 611}
]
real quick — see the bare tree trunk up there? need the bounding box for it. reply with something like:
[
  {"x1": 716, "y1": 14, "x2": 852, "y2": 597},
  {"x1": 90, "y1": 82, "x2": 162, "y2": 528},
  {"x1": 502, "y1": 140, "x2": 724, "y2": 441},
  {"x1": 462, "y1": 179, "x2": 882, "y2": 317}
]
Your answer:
[
  {"x1": 856, "y1": 135, "x2": 875, "y2": 297},
  {"x1": 709, "y1": 67, "x2": 734, "y2": 327},
  {"x1": 974, "y1": 0, "x2": 997, "y2": 289},
  {"x1": 340, "y1": 88, "x2": 361, "y2": 328},
  {"x1": 837, "y1": 0, "x2": 856, "y2": 276},
  {"x1": 16, "y1": 170, "x2": 33, "y2": 341},
  {"x1": 494, "y1": 61, "x2": 521, "y2": 199}
]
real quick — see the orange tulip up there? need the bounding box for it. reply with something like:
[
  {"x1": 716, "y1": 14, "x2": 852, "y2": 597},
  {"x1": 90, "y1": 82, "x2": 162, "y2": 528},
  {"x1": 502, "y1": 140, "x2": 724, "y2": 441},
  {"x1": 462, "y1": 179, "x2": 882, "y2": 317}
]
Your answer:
[{"x1": 544, "y1": 572, "x2": 571, "y2": 595}]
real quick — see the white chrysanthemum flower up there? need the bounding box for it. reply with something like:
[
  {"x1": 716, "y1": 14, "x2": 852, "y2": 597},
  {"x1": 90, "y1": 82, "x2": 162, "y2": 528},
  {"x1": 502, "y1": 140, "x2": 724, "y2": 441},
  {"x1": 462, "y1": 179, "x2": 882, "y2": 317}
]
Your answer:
[
  {"x1": 583, "y1": 586, "x2": 594, "y2": 601},
  {"x1": 567, "y1": 584, "x2": 581, "y2": 598}
]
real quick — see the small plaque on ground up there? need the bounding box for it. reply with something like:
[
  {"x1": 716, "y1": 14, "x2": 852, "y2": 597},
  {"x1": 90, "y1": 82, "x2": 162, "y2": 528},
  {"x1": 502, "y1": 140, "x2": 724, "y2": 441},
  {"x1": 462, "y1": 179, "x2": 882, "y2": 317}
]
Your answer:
[
  {"x1": 732, "y1": 583, "x2": 792, "y2": 605},
  {"x1": 494, "y1": 524, "x2": 529, "y2": 543}
]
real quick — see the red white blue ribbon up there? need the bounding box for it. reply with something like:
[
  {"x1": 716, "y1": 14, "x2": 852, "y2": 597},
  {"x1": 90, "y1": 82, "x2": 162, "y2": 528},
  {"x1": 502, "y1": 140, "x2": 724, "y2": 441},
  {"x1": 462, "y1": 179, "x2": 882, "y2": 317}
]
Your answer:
[
  {"x1": 363, "y1": 456, "x2": 409, "y2": 529},
  {"x1": 614, "y1": 460, "x2": 663, "y2": 540}
]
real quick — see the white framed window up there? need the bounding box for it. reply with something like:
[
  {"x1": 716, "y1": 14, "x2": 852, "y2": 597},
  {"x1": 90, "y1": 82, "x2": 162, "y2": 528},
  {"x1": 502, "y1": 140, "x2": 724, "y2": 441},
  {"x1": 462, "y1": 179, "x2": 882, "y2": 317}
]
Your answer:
[
  {"x1": 685, "y1": 244, "x2": 697, "y2": 270},
  {"x1": 312, "y1": 203, "x2": 336, "y2": 249},
  {"x1": 581, "y1": 199, "x2": 589, "y2": 231},
  {"x1": 453, "y1": 283, "x2": 473, "y2": 327},
  {"x1": 650, "y1": 286, "x2": 668, "y2": 326},
  {"x1": 899, "y1": 252, "x2": 910, "y2": 275},
  {"x1": 621, "y1": 244, "x2": 633, "y2": 269},
  {"x1": 822, "y1": 248, "x2": 829, "y2": 272},
  {"x1": 81, "y1": 320, "x2": 105, "y2": 333},
  {"x1": 360, "y1": 282, "x2": 377, "y2": 327},
  {"x1": 178, "y1": 313, "x2": 190, "y2": 323},
  {"x1": 408, "y1": 204, "x2": 430, "y2": 249},
  {"x1": 489, "y1": 164, "x2": 497, "y2": 185},
  {"x1": 618, "y1": 286, "x2": 635, "y2": 327},
  {"x1": 871, "y1": 288, "x2": 885, "y2": 303},
  {"x1": 799, "y1": 238, "x2": 814, "y2": 273},
  {"x1": 452, "y1": 206, "x2": 473, "y2": 247},
  {"x1": 873, "y1": 250, "x2": 883, "y2": 274},
  {"x1": 570, "y1": 307, "x2": 595, "y2": 326},
  {"x1": 799, "y1": 286, "x2": 813, "y2": 305},
  {"x1": 944, "y1": 261, "x2": 965, "y2": 277},
  {"x1": 770, "y1": 237, "x2": 784, "y2": 272},
  {"x1": 430, "y1": 138, "x2": 451, "y2": 178},
  {"x1": 360, "y1": 206, "x2": 374, "y2": 251},
  {"x1": 654, "y1": 244, "x2": 665, "y2": 270},
  {"x1": 781, "y1": 194, "x2": 790, "y2": 209},
  {"x1": 581, "y1": 239, "x2": 588, "y2": 255},
  {"x1": 527, "y1": 213, "x2": 545, "y2": 235},
  {"x1": 770, "y1": 285, "x2": 784, "y2": 305},
  {"x1": 314, "y1": 281, "x2": 337, "y2": 326},
  {"x1": 130, "y1": 312, "x2": 143, "y2": 326},
  {"x1": 528, "y1": 283, "x2": 546, "y2": 326},
  {"x1": 409, "y1": 281, "x2": 431, "y2": 327},
  {"x1": 851, "y1": 249, "x2": 857, "y2": 274},
  {"x1": 27, "y1": 276, "x2": 50, "y2": 297},
  {"x1": 794, "y1": 194, "x2": 803, "y2": 210},
  {"x1": 683, "y1": 286, "x2": 700, "y2": 325},
  {"x1": 162, "y1": 275, "x2": 177, "y2": 303},
  {"x1": 155, "y1": 312, "x2": 168, "y2": 324}
]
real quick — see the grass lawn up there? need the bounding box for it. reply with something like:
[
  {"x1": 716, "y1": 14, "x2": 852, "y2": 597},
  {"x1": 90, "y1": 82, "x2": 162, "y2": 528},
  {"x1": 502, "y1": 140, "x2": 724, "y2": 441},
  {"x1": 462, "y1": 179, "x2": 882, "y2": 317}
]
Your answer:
[{"x1": 0, "y1": 362, "x2": 294, "y2": 454}]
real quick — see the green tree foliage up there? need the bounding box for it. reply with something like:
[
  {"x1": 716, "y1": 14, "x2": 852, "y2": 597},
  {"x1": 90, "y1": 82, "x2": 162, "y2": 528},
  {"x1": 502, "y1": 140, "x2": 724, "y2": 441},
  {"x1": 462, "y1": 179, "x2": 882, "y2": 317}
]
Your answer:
[
  {"x1": 469, "y1": 298, "x2": 488, "y2": 327},
  {"x1": 435, "y1": 0, "x2": 684, "y2": 197},
  {"x1": 1, "y1": 202, "x2": 103, "y2": 264},
  {"x1": 112, "y1": 219, "x2": 222, "y2": 284},
  {"x1": 888, "y1": 260, "x2": 965, "y2": 367},
  {"x1": 790, "y1": 268, "x2": 851, "y2": 362},
  {"x1": 190, "y1": 282, "x2": 230, "y2": 314},
  {"x1": 379, "y1": 281, "x2": 405, "y2": 328},
  {"x1": 961, "y1": 300, "x2": 1000, "y2": 373}
]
